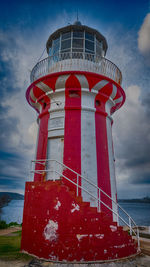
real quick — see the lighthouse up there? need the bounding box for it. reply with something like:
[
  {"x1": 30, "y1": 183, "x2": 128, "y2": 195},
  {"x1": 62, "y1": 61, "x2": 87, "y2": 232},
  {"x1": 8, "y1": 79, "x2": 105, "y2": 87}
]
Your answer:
[{"x1": 21, "y1": 20, "x2": 139, "y2": 261}]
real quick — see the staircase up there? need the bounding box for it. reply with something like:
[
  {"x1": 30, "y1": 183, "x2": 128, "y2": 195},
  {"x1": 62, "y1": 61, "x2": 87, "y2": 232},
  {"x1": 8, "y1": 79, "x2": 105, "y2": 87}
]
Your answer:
[{"x1": 21, "y1": 159, "x2": 140, "y2": 261}]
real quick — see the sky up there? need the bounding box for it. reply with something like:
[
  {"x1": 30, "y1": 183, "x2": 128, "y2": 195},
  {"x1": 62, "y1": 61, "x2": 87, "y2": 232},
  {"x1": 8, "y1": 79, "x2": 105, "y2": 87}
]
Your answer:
[{"x1": 0, "y1": 0, "x2": 150, "y2": 199}]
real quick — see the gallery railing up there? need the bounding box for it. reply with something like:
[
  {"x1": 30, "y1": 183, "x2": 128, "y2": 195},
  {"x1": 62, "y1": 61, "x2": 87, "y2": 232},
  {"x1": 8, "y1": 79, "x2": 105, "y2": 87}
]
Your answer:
[{"x1": 30, "y1": 52, "x2": 122, "y2": 85}]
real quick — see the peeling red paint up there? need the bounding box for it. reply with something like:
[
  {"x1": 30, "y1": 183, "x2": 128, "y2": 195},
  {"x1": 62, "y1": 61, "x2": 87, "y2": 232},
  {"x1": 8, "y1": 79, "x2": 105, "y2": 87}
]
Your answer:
[{"x1": 21, "y1": 181, "x2": 138, "y2": 261}]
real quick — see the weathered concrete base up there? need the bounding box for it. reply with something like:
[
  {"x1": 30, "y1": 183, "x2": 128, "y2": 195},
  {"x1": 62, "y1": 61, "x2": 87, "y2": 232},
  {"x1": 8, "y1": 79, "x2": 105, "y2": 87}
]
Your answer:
[
  {"x1": 24, "y1": 254, "x2": 150, "y2": 267},
  {"x1": 21, "y1": 180, "x2": 138, "y2": 262},
  {"x1": 0, "y1": 254, "x2": 150, "y2": 267}
]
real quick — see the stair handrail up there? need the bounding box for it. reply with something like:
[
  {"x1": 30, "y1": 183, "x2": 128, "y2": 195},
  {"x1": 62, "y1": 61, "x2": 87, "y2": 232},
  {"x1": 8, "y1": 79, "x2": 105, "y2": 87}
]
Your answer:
[
  {"x1": 32, "y1": 159, "x2": 137, "y2": 224},
  {"x1": 31, "y1": 158, "x2": 140, "y2": 250}
]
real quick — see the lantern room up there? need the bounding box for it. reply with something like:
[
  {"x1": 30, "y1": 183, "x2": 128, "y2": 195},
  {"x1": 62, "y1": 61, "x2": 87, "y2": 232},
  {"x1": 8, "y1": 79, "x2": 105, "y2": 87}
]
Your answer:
[{"x1": 46, "y1": 20, "x2": 108, "y2": 60}]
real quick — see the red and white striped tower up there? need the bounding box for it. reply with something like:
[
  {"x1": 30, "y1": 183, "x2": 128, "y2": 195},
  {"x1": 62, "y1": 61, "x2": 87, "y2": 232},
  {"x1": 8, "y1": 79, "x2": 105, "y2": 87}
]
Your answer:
[{"x1": 21, "y1": 21, "x2": 139, "y2": 261}]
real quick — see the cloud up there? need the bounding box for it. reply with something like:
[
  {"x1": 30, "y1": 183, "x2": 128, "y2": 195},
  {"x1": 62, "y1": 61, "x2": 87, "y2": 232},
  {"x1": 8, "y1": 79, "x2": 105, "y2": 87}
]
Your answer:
[
  {"x1": 138, "y1": 13, "x2": 150, "y2": 64},
  {"x1": 0, "y1": 15, "x2": 71, "y2": 193},
  {"x1": 0, "y1": 152, "x2": 29, "y2": 194},
  {"x1": 113, "y1": 84, "x2": 150, "y2": 196},
  {"x1": 103, "y1": 24, "x2": 150, "y2": 197},
  {"x1": 0, "y1": 24, "x2": 46, "y2": 155},
  {"x1": 131, "y1": 173, "x2": 150, "y2": 185},
  {"x1": 142, "y1": 92, "x2": 150, "y2": 117}
]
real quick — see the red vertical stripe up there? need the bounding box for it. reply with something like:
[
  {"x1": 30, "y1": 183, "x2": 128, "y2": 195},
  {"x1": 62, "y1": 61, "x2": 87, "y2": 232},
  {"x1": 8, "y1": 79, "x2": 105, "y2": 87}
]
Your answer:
[
  {"x1": 95, "y1": 94, "x2": 112, "y2": 218},
  {"x1": 63, "y1": 75, "x2": 81, "y2": 195}
]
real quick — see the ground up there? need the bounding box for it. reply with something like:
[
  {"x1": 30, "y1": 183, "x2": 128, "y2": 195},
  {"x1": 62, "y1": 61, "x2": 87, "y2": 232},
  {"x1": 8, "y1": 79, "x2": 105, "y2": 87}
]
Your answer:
[
  {"x1": 0, "y1": 254, "x2": 150, "y2": 267},
  {"x1": 0, "y1": 227, "x2": 150, "y2": 267}
]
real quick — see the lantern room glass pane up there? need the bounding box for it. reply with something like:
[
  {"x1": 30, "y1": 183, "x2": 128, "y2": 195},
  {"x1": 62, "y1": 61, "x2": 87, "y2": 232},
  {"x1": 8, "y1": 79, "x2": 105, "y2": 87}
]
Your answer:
[
  {"x1": 85, "y1": 49, "x2": 94, "y2": 54},
  {"x1": 85, "y1": 40, "x2": 94, "y2": 51},
  {"x1": 52, "y1": 37, "x2": 60, "y2": 55},
  {"x1": 61, "y1": 31, "x2": 71, "y2": 40},
  {"x1": 53, "y1": 37, "x2": 60, "y2": 46},
  {"x1": 96, "y1": 39, "x2": 103, "y2": 56},
  {"x1": 49, "y1": 47, "x2": 52, "y2": 56},
  {"x1": 96, "y1": 39, "x2": 102, "y2": 47},
  {"x1": 61, "y1": 39, "x2": 71, "y2": 50},
  {"x1": 85, "y1": 31, "x2": 94, "y2": 41},
  {"x1": 73, "y1": 30, "x2": 84, "y2": 38},
  {"x1": 96, "y1": 45, "x2": 102, "y2": 56},
  {"x1": 53, "y1": 45, "x2": 59, "y2": 54},
  {"x1": 72, "y1": 38, "x2": 83, "y2": 48}
]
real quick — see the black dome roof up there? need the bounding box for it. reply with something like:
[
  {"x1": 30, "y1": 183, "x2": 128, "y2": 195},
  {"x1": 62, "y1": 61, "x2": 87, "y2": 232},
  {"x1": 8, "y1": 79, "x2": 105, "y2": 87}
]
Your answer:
[{"x1": 74, "y1": 20, "x2": 82, "y2": 26}]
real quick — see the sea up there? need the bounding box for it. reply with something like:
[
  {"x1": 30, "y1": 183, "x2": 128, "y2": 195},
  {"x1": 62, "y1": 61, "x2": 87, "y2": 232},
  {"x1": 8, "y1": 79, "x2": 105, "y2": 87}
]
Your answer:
[{"x1": 0, "y1": 200, "x2": 150, "y2": 226}]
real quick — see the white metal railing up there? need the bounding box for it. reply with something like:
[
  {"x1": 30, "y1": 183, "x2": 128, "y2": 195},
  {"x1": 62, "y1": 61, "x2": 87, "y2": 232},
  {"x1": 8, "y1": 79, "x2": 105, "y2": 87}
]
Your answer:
[
  {"x1": 30, "y1": 52, "x2": 122, "y2": 85},
  {"x1": 31, "y1": 159, "x2": 140, "y2": 251}
]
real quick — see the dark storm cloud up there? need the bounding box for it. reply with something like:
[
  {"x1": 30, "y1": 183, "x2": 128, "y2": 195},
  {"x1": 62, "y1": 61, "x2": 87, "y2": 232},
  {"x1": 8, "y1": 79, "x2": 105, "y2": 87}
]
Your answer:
[
  {"x1": 0, "y1": 111, "x2": 20, "y2": 151},
  {"x1": 122, "y1": 135, "x2": 150, "y2": 169},
  {"x1": 116, "y1": 131, "x2": 150, "y2": 177},
  {"x1": 115, "y1": 127, "x2": 150, "y2": 169},
  {"x1": 0, "y1": 177, "x2": 25, "y2": 191},
  {"x1": 142, "y1": 92, "x2": 150, "y2": 116},
  {"x1": 130, "y1": 173, "x2": 150, "y2": 185},
  {"x1": 113, "y1": 83, "x2": 150, "y2": 196},
  {"x1": 0, "y1": 151, "x2": 28, "y2": 177},
  {"x1": 0, "y1": 150, "x2": 29, "y2": 193},
  {"x1": 125, "y1": 156, "x2": 150, "y2": 168}
]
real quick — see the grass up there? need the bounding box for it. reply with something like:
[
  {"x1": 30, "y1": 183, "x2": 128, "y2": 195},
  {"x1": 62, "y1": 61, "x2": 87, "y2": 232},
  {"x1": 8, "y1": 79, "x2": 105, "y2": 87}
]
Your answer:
[{"x1": 0, "y1": 230, "x2": 33, "y2": 261}]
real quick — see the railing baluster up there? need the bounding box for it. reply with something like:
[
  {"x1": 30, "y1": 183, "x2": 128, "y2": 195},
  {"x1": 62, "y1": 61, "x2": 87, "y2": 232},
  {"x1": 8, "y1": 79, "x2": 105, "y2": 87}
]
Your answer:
[
  {"x1": 129, "y1": 217, "x2": 132, "y2": 235},
  {"x1": 117, "y1": 207, "x2": 119, "y2": 225},
  {"x1": 137, "y1": 228, "x2": 140, "y2": 251}
]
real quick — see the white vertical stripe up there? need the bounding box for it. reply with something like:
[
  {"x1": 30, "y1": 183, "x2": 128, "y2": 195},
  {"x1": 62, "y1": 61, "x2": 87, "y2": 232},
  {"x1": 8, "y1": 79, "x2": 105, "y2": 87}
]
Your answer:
[
  {"x1": 46, "y1": 73, "x2": 68, "y2": 177},
  {"x1": 81, "y1": 90, "x2": 98, "y2": 207},
  {"x1": 47, "y1": 90, "x2": 65, "y2": 180},
  {"x1": 105, "y1": 101, "x2": 118, "y2": 222}
]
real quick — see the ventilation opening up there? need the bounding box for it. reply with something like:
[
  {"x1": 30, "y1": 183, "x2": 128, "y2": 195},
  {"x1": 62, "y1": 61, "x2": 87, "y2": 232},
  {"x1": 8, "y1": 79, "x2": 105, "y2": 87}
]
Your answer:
[
  {"x1": 95, "y1": 100, "x2": 101, "y2": 107},
  {"x1": 69, "y1": 90, "x2": 80, "y2": 98},
  {"x1": 43, "y1": 102, "x2": 47, "y2": 109}
]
